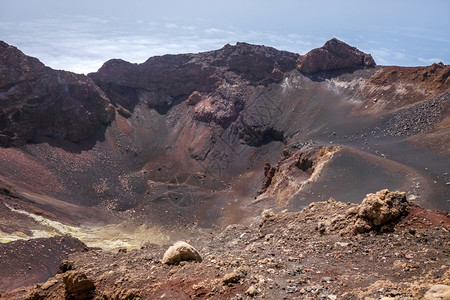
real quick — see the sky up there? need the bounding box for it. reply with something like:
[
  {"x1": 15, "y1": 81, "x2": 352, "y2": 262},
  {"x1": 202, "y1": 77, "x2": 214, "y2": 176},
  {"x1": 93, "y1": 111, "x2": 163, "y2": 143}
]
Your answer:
[{"x1": 1, "y1": 0, "x2": 449, "y2": 74}]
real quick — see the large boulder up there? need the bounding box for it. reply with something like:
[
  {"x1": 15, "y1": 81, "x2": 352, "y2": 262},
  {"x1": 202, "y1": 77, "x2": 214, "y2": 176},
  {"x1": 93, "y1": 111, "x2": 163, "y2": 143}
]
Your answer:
[
  {"x1": 161, "y1": 241, "x2": 202, "y2": 265},
  {"x1": 297, "y1": 38, "x2": 376, "y2": 74},
  {"x1": 350, "y1": 189, "x2": 409, "y2": 233}
]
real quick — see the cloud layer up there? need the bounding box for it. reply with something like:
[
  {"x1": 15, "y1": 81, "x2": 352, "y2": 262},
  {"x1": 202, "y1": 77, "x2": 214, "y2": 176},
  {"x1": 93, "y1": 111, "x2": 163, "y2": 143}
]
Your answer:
[{"x1": 1, "y1": 14, "x2": 448, "y2": 74}]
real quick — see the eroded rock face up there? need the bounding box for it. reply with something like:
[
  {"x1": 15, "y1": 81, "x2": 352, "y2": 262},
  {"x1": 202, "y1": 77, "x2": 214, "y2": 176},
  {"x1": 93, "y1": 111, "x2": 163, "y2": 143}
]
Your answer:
[
  {"x1": 297, "y1": 38, "x2": 376, "y2": 74},
  {"x1": 162, "y1": 241, "x2": 202, "y2": 265},
  {"x1": 257, "y1": 145, "x2": 339, "y2": 205},
  {"x1": 0, "y1": 41, "x2": 115, "y2": 147}
]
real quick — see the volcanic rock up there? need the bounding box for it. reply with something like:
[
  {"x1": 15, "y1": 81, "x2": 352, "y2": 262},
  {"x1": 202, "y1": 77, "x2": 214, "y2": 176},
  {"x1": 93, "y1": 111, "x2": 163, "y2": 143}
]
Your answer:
[
  {"x1": 193, "y1": 96, "x2": 240, "y2": 127},
  {"x1": 222, "y1": 271, "x2": 243, "y2": 284},
  {"x1": 202, "y1": 42, "x2": 299, "y2": 82},
  {"x1": 0, "y1": 41, "x2": 115, "y2": 147},
  {"x1": 259, "y1": 162, "x2": 277, "y2": 194},
  {"x1": 350, "y1": 189, "x2": 409, "y2": 233},
  {"x1": 245, "y1": 285, "x2": 258, "y2": 296},
  {"x1": 297, "y1": 38, "x2": 376, "y2": 74},
  {"x1": 63, "y1": 271, "x2": 95, "y2": 299},
  {"x1": 2, "y1": 193, "x2": 449, "y2": 300},
  {"x1": 257, "y1": 145, "x2": 338, "y2": 205},
  {"x1": 0, "y1": 40, "x2": 449, "y2": 300},
  {"x1": 424, "y1": 284, "x2": 450, "y2": 300},
  {"x1": 101, "y1": 288, "x2": 139, "y2": 300},
  {"x1": 186, "y1": 91, "x2": 203, "y2": 106},
  {"x1": 161, "y1": 241, "x2": 202, "y2": 265},
  {"x1": 89, "y1": 42, "x2": 299, "y2": 115}
]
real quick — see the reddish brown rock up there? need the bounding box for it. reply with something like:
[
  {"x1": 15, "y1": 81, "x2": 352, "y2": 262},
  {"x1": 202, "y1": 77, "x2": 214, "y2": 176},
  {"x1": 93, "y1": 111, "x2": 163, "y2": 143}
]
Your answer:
[
  {"x1": 193, "y1": 96, "x2": 240, "y2": 127},
  {"x1": 0, "y1": 41, "x2": 115, "y2": 147},
  {"x1": 297, "y1": 38, "x2": 376, "y2": 74},
  {"x1": 259, "y1": 162, "x2": 277, "y2": 194},
  {"x1": 63, "y1": 271, "x2": 95, "y2": 299}
]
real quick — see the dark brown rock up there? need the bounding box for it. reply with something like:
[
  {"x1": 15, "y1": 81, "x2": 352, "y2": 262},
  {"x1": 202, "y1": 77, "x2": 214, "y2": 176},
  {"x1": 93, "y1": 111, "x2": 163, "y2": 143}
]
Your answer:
[
  {"x1": 63, "y1": 271, "x2": 95, "y2": 299},
  {"x1": 206, "y1": 42, "x2": 299, "y2": 82},
  {"x1": 297, "y1": 38, "x2": 376, "y2": 74},
  {"x1": 0, "y1": 41, "x2": 115, "y2": 147},
  {"x1": 89, "y1": 55, "x2": 218, "y2": 114},
  {"x1": 259, "y1": 162, "x2": 277, "y2": 194},
  {"x1": 89, "y1": 42, "x2": 299, "y2": 115}
]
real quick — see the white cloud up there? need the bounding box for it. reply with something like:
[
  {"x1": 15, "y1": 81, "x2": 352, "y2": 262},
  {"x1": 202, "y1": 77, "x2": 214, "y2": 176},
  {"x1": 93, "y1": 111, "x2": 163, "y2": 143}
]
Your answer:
[
  {"x1": 418, "y1": 57, "x2": 443, "y2": 65},
  {"x1": 1, "y1": 15, "x2": 447, "y2": 74}
]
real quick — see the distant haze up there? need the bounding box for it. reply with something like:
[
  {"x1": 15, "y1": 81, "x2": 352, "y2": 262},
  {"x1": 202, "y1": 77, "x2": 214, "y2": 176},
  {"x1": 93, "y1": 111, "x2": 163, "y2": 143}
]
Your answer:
[{"x1": 1, "y1": 0, "x2": 449, "y2": 74}]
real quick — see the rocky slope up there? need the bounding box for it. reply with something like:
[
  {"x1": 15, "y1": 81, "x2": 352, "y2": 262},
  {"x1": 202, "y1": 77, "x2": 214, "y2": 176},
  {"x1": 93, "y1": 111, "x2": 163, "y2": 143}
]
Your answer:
[
  {"x1": 0, "y1": 42, "x2": 114, "y2": 147},
  {"x1": 2, "y1": 190, "x2": 449, "y2": 299},
  {"x1": 0, "y1": 38, "x2": 449, "y2": 296}
]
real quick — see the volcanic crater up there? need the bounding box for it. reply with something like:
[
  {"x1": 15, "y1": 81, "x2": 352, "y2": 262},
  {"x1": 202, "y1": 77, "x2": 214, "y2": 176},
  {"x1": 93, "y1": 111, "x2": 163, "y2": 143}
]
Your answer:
[{"x1": 0, "y1": 39, "x2": 449, "y2": 299}]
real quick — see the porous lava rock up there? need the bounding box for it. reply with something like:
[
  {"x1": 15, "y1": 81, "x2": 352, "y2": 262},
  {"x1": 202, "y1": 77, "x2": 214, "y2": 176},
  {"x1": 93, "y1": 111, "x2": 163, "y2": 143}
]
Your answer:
[
  {"x1": 297, "y1": 38, "x2": 376, "y2": 74},
  {"x1": 161, "y1": 241, "x2": 202, "y2": 265},
  {"x1": 0, "y1": 41, "x2": 115, "y2": 147},
  {"x1": 348, "y1": 189, "x2": 409, "y2": 233}
]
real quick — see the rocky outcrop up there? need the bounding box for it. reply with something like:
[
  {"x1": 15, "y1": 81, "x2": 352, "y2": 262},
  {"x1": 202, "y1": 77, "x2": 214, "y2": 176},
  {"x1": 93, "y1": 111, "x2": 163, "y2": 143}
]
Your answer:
[
  {"x1": 257, "y1": 145, "x2": 338, "y2": 205},
  {"x1": 193, "y1": 96, "x2": 241, "y2": 127},
  {"x1": 0, "y1": 41, "x2": 115, "y2": 147},
  {"x1": 347, "y1": 189, "x2": 409, "y2": 233},
  {"x1": 89, "y1": 42, "x2": 299, "y2": 115},
  {"x1": 297, "y1": 38, "x2": 376, "y2": 74},
  {"x1": 161, "y1": 241, "x2": 202, "y2": 265},
  {"x1": 259, "y1": 162, "x2": 277, "y2": 194},
  {"x1": 201, "y1": 42, "x2": 299, "y2": 82}
]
